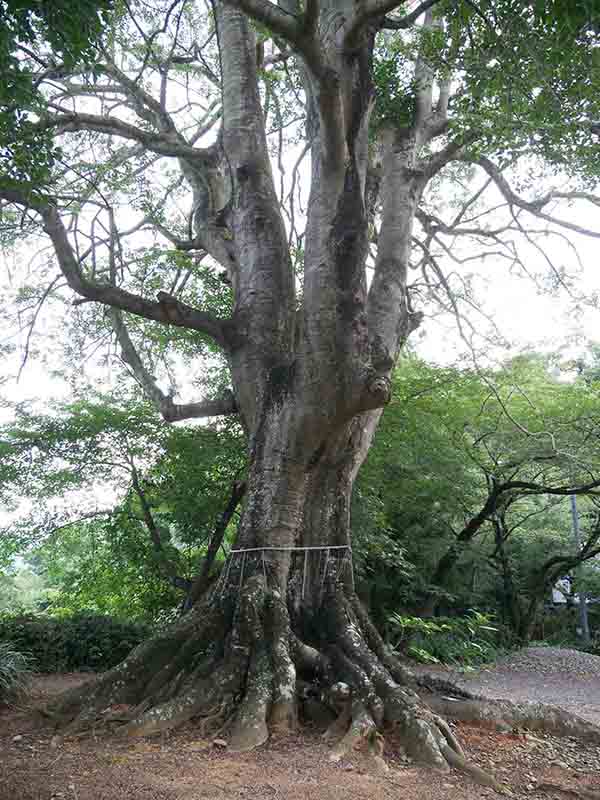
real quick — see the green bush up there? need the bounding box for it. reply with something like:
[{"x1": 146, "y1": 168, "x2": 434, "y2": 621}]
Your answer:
[
  {"x1": 0, "y1": 641, "x2": 34, "y2": 703},
  {"x1": 388, "y1": 609, "x2": 501, "y2": 667},
  {"x1": 0, "y1": 613, "x2": 151, "y2": 672}
]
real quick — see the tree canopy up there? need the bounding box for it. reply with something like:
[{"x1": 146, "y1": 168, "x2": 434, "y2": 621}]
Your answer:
[{"x1": 1, "y1": 0, "x2": 114, "y2": 182}]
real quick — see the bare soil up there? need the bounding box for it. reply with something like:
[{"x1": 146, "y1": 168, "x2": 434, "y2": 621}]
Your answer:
[{"x1": 2, "y1": 650, "x2": 600, "y2": 800}]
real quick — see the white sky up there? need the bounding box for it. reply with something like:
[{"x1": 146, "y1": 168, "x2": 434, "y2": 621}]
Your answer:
[{"x1": 417, "y1": 265, "x2": 598, "y2": 365}]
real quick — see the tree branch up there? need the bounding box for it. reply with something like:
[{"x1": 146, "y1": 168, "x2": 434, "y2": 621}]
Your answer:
[
  {"x1": 346, "y1": 0, "x2": 443, "y2": 51},
  {"x1": 215, "y1": 2, "x2": 296, "y2": 394},
  {"x1": 101, "y1": 60, "x2": 177, "y2": 132},
  {"x1": 474, "y1": 156, "x2": 600, "y2": 240},
  {"x1": 0, "y1": 188, "x2": 231, "y2": 347},
  {"x1": 422, "y1": 131, "x2": 479, "y2": 180},
  {"x1": 223, "y1": 0, "x2": 301, "y2": 42},
  {"x1": 505, "y1": 478, "x2": 600, "y2": 497},
  {"x1": 184, "y1": 478, "x2": 247, "y2": 609},
  {"x1": 538, "y1": 540, "x2": 600, "y2": 589},
  {"x1": 110, "y1": 307, "x2": 237, "y2": 421},
  {"x1": 36, "y1": 112, "x2": 217, "y2": 164},
  {"x1": 432, "y1": 475, "x2": 600, "y2": 588}
]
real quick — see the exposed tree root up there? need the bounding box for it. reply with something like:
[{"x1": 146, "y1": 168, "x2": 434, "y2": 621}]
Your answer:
[
  {"x1": 539, "y1": 783, "x2": 600, "y2": 800},
  {"x1": 46, "y1": 599, "x2": 229, "y2": 731},
  {"x1": 118, "y1": 659, "x2": 240, "y2": 738},
  {"x1": 42, "y1": 581, "x2": 600, "y2": 793},
  {"x1": 329, "y1": 699, "x2": 389, "y2": 774},
  {"x1": 228, "y1": 646, "x2": 272, "y2": 752},
  {"x1": 196, "y1": 700, "x2": 232, "y2": 738},
  {"x1": 321, "y1": 681, "x2": 352, "y2": 739},
  {"x1": 424, "y1": 695, "x2": 600, "y2": 744},
  {"x1": 441, "y1": 744, "x2": 506, "y2": 791},
  {"x1": 434, "y1": 715, "x2": 465, "y2": 760},
  {"x1": 266, "y1": 591, "x2": 298, "y2": 734}
]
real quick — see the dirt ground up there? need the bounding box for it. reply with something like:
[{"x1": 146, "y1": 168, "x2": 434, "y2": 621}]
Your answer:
[{"x1": 2, "y1": 650, "x2": 600, "y2": 800}]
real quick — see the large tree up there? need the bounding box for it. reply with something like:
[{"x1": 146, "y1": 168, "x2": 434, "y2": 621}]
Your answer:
[{"x1": 2, "y1": 0, "x2": 600, "y2": 776}]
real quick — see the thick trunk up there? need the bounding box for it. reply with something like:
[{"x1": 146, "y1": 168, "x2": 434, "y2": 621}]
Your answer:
[
  {"x1": 45, "y1": 410, "x2": 600, "y2": 779},
  {"x1": 298, "y1": 413, "x2": 380, "y2": 599},
  {"x1": 44, "y1": 412, "x2": 443, "y2": 759}
]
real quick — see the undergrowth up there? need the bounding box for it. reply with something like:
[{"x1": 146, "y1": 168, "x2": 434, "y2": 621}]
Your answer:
[
  {"x1": 0, "y1": 613, "x2": 151, "y2": 672},
  {"x1": 388, "y1": 609, "x2": 501, "y2": 667}
]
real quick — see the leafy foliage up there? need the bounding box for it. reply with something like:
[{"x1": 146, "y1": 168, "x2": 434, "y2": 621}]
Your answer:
[
  {"x1": 0, "y1": 612, "x2": 150, "y2": 672},
  {"x1": 388, "y1": 609, "x2": 502, "y2": 666},
  {"x1": 369, "y1": 1, "x2": 600, "y2": 178},
  {"x1": 357, "y1": 352, "x2": 600, "y2": 634},
  {"x1": 26, "y1": 522, "x2": 183, "y2": 620},
  {"x1": 0, "y1": 390, "x2": 246, "y2": 618},
  {"x1": 0, "y1": 564, "x2": 48, "y2": 613},
  {"x1": 0, "y1": 0, "x2": 114, "y2": 184},
  {"x1": 444, "y1": 0, "x2": 600, "y2": 176}
]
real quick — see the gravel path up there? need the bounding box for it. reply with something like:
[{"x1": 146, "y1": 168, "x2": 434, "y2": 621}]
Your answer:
[{"x1": 417, "y1": 646, "x2": 600, "y2": 726}]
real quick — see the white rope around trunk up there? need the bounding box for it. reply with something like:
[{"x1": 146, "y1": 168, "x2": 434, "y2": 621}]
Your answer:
[
  {"x1": 212, "y1": 544, "x2": 354, "y2": 599},
  {"x1": 229, "y1": 545, "x2": 352, "y2": 553}
]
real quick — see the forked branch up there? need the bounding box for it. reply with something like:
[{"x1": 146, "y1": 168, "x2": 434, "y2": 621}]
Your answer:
[
  {"x1": 474, "y1": 156, "x2": 600, "y2": 240},
  {"x1": 223, "y1": 0, "x2": 302, "y2": 42}
]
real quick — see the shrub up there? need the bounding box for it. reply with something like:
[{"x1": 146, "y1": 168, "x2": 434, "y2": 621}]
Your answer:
[
  {"x1": 0, "y1": 641, "x2": 34, "y2": 703},
  {"x1": 0, "y1": 613, "x2": 151, "y2": 673},
  {"x1": 388, "y1": 609, "x2": 501, "y2": 667}
]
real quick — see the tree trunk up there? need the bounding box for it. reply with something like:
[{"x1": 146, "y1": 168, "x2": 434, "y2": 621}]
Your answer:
[
  {"x1": 493, "y1": 512, "x2": 542, "y2": 643},
  {"x1": 425, "y1": 480, "x2": 505, "y2": 615},
  {"x1": 493, "y1": 514, "x2": 524, "y2": 639}
]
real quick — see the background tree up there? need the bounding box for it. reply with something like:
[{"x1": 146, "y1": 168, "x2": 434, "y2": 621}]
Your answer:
[
  {"x1": 358, "y1": 354, "x2": 600, "y2": 634},
  {"x1": 2, "y1": 0, "x2": 600, "y2": 773},
  {"x1": 488, "y1": 495, "x2": 600, "y2": 642},
  {"x1": 0, "y1": 563, "x2": 47, "y2": 613},
  {"x1": 0, "y1": 393, "x2": 246, "y2": 615}
]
